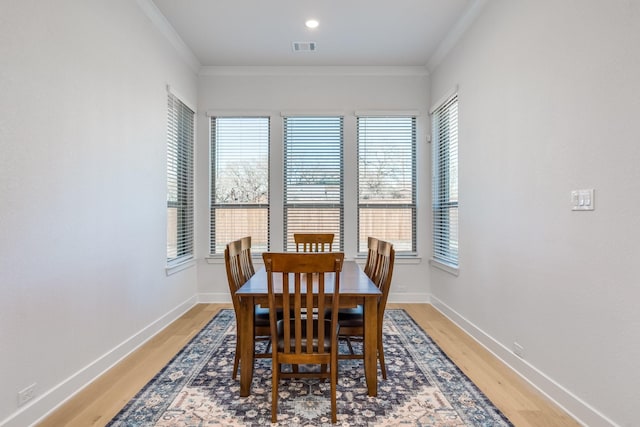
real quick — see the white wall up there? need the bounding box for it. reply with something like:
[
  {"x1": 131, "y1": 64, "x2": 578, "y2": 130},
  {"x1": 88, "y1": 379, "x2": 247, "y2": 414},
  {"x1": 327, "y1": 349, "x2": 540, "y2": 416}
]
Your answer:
[
  {"x1": 6, "y1": 0, "x2": 636, "y2": 425},
  {"x1": 196, "y1": 68, "x2": 432, "y2": 303},
  {"x1": 0, "y1": 1, "x2": 198, "y2": 426},
  {"x1": 429, "y1": 1, "x2": 640, "y2": 426}
]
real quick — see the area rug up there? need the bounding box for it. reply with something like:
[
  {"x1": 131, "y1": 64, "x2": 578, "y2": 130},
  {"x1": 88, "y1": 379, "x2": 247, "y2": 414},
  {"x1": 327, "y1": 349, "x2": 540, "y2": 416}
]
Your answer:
[{"x1": 107, "y1": 309, "x2": 512, "y2": 426}]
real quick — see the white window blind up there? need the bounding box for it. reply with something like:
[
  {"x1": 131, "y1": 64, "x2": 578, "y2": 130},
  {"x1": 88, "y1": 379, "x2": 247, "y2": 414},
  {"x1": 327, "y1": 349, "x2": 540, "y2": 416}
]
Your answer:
[
  {"x1": 283, "y1": 116, "x2": 343, "y2": 251},
  {"x1": 167, "y1": 92, "x2": 195, "y2": 265},
  {"x1": 432, "y1": 94, "x2": 459, "y2": 267},
  {"x1": 210, "y1": 117, "x2": 269, "y2": 254},
  {"x1": 357, "y1": 116, "x2": 416, "y2": 253}
]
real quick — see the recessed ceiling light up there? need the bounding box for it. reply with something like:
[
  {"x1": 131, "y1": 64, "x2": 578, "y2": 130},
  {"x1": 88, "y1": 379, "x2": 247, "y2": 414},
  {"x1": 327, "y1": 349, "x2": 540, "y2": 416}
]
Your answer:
[{"x1": 305, "y1": 19, "x2": 319, "y2": 29}]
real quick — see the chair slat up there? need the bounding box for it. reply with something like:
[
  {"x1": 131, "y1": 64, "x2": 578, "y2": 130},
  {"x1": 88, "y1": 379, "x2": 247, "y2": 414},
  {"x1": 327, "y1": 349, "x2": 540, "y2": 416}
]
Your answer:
[
  {"x1": 294, "y1": 233, "x2": 335, "y2": 252},
  {"x1": 363, "y1": 236, "x2": 379, "y2": 279}
]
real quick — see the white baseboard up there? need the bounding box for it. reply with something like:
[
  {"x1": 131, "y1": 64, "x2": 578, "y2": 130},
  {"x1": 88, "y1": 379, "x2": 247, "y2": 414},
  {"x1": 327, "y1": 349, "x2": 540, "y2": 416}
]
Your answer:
[
  {"x1": 1, "y1": 296, "x2": 199, "y2": 427},
  {"x1": 430, "y1": 295, "x2": 617, "y2": 427},
  {"x1": 387, "y1": 292, "x2": 430, "y2": 303},
  {"x1": 198, "y1": 292, "x2": 232, "y2": 303}
]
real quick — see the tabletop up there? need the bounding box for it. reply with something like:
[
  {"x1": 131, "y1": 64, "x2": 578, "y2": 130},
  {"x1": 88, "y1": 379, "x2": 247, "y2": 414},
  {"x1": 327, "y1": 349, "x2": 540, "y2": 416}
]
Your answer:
[{"x1": 236, "y1": 259, "x2": 381, "y2": 297}]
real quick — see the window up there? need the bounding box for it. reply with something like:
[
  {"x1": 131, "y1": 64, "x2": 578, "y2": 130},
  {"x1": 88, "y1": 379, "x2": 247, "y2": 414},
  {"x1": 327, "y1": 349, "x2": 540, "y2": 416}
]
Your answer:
[
  {"x1": 283, "y1": 116, "x2": 343, "y2": 251},
  {"x1": 431, "y1": 94, "x2": 459, "y2": 267},
  {"x1": 166, "y1": 92, "x2": 195, "y2": 265},
  {"x1": 210, "y1": 117, "x2": 269, "y2": 254},
  {"x1": 357, "y1": 116, "x2": 416, "y2": 253}
]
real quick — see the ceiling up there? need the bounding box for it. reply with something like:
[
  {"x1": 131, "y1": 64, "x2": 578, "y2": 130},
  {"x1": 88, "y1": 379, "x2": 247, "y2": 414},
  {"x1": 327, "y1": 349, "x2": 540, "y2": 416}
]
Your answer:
[{"x1": 150, "y1": 0, "x2": 477, "y2": 69}]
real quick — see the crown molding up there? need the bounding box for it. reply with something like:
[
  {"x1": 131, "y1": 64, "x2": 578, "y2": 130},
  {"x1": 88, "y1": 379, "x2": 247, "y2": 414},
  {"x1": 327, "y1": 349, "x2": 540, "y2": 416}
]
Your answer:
[
  {"x1": 426, "y1": 0, "x2": 489, "y2": 72},
  {"x1": 199, "y1": 65, "x2": 429, "y2": 77},
  {"x1": 136, "y1": 0, "x2": 201, "y2": 73}
]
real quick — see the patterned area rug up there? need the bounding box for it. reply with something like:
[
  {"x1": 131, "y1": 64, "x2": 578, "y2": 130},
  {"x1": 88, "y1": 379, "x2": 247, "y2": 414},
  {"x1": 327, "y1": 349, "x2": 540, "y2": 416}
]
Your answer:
[{"x1": 108, "y1": 309, "x2": 512, "y2": 426}]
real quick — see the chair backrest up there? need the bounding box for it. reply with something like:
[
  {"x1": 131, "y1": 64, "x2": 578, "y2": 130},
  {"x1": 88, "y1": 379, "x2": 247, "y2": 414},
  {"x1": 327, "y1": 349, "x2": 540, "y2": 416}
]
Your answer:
[
  {"x1": 363, "y1": 236, "x2": 380, "y2": 279},
  {"x1": 372, "y1": 240, "x2": 395, "y2": 318},
  {"x1": 224, "y1": 237, "x2": 254, "y2": 313},
  {"x1": 263, "y1": 252, "x2": 344, "y2": 356},
  {"x1": 238, "y1": 236, "x2": 255, "y2": 279},
  {"x1": 294, "y1": 233, "x2": 335, "y2": 252}
]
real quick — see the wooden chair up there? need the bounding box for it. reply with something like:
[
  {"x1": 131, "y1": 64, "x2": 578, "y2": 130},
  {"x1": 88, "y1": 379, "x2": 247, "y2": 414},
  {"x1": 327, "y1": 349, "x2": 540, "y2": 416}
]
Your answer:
[
  {"x1": 363, "y1": 236, "x2": 380, "y2": 279},
  {"x1": 224, "y1": 237, "x2": 271, "y2": 379},
  {"x1": 335, "y1": 240, "x2": 395, "y2": 379},
  {"x1": 294, "y1": 233, "x2": 334, "y2": 252},
  {"x1": 263, "y1": 252, "x2": 344, "y2": 424}
]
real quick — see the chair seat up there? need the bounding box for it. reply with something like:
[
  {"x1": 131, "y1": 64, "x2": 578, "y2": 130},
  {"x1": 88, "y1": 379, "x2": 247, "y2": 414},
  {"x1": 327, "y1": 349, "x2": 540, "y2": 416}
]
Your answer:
[
  {"x1": 256, "y1": 306, "x2": 286, "y2": 327},
  {"x1": 334, "y1": 305, "x2": 364, "y2": 327},
  {"x1": 276, "y1": 318, "x2": 335, "y2": 352},
  {"x1": 255, "y1": 306, "x2": 271, "y2": 326}
]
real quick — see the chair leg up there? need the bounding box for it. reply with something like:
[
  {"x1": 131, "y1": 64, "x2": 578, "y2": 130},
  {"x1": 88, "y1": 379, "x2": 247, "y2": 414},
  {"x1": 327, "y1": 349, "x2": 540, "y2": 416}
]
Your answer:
[
  {"x1": 233, "y1": 339, "x2": 240, "y2": 379},
  {"x1": 271, "y1": 363, "x2": 279, "y2": 423},
  {"x1": 331, "y1": 354, "x2": 337, "y2": 423},
  {"x1": 377, "y1": 327, "x2": 387, "y2": 380},
  {"x1": 345, "y1": 336, "x2": 355, "y2": 354}
]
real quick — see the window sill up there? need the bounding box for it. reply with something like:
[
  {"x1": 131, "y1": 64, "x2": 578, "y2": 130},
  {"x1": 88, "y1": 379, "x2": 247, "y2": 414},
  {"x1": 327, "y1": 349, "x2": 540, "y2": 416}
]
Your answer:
[
  {"x1": 205, "y1": 256, "x2": 224, "y2": 265},
  {"x1": 205, "y1": 256, "x2": 264, "y2": 266},
  {"x1": 354, "y1": 254, "x2": 422, "y2": 265},
  {"x1": 165, "y1": 258, "x2": 196, "y2": 276},
  {"x1": 429, "y1": 258, "x2": 459, "y2": 276}
]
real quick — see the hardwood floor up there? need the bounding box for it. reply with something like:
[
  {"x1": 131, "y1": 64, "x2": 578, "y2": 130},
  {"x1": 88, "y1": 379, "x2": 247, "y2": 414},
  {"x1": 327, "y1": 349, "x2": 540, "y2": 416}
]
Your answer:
[
  {"x1": 38, "y1": 303, "x2": 580, "y2": 427},
  {"x1": 390, "y1": 304, "x2": 580, "y2": 427}
]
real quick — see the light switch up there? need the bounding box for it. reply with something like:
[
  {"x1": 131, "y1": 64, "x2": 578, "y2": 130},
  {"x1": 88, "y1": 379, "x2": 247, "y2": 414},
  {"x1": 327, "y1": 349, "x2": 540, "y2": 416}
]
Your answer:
[{"x1": 571, "y1": 189, "x2": 595, "y2": 211}]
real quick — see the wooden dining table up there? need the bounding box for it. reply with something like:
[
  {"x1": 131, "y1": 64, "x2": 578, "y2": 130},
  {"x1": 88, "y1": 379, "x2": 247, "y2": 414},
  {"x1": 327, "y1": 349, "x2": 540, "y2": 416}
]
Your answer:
[{"x1": 235, "y1": 260, "x2": 382, "y2": 397}]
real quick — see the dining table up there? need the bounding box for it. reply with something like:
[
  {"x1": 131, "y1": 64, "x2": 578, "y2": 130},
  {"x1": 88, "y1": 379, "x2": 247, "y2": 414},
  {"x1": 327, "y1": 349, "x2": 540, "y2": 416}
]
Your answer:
[{"x1": 235, "y1": 259, "x2": 382, "y2": 397}]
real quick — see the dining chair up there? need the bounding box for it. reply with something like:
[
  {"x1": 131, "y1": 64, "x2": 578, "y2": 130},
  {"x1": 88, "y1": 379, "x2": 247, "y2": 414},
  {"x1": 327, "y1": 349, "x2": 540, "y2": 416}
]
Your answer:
[
  {"x1": 335, "y1": 240, "x2": 395, "y2": 379},
  {"x1": 224, "y1": 237, "x2": 271, "y2": 380},
  {"x1": 363, "y1": 236, "x2": 380, "y2": 279},
  {"x1": 294, "y1": 233, "x2": 334, "y2": 252},
  {"x1": 263, "y1": 252, "x2": 344, "y2": 424}
]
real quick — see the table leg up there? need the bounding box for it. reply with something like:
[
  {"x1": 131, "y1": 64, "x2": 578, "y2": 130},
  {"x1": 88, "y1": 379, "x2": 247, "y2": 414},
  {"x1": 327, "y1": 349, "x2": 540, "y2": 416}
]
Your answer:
[
  {"x1": 239, "y1": 297, "x2": 255, "y2": 397},
  {"x1": 363, "y1": 296, "x2": 378, "y2": 396}
]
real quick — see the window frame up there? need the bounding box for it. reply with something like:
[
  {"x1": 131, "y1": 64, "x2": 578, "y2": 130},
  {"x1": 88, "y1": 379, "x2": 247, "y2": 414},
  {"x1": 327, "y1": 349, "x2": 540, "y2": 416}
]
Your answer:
[
  {"x1": 166, "y1": 90, "x2": 195, "y2": 268},
  {"x1": 282, "y1": 115, "x2": 344, "y2": 252},
  {"x1": 209, "y1": 116, "x2": 270, "y2": 256},
  {"x1": 356, "y1": 114, "x2": 417, "y2": 255},
  {"x1": 430, "y1": 93, "x2": 459, "y2": 273}
]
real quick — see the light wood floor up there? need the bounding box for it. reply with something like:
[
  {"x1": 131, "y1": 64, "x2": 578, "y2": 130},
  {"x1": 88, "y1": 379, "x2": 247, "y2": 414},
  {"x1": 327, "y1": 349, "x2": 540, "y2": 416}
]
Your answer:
[{"x1": 38, "y1": 303, "x2": 580, "y2": 427}]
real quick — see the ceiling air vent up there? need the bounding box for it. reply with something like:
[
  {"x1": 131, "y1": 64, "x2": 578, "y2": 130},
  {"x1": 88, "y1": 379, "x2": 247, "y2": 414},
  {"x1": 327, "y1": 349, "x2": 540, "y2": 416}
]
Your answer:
[{"x1": 292, "y1": 41, "x2": 317, "y2": 52}]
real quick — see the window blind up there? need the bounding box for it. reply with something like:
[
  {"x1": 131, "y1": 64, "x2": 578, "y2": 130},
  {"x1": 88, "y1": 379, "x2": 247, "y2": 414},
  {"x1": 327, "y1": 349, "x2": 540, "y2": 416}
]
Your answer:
[
  {"x1": 357, "y1": 116, "x2": 416, "y2": 253},
  {"x1": 432, "y1": 95, "x2": 459, "y2": 266},
  {"x1": 283, "y1": 116, "x2": 344, "y2": 251},
  {"x1": 167, "y1": 92, "x2": 195, "y2": 265},
  {"x1": 210, "y1": 117, "x2": 270, "y2": 254}
]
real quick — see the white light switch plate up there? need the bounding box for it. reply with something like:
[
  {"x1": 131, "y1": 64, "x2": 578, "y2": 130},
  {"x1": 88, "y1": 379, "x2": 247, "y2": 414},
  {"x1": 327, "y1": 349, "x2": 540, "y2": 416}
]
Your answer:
[{"x1": 571, "y1": 189, "x2": 595, "y2": 211}]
